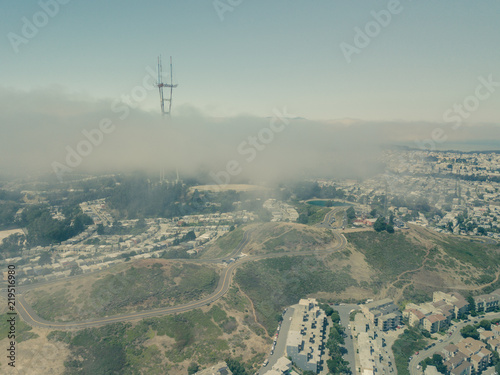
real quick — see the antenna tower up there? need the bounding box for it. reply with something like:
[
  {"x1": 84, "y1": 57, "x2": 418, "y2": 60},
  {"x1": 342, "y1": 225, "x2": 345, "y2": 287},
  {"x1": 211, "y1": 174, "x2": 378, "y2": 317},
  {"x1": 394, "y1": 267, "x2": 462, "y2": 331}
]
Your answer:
[{"x1": 157, "y1": 55, "x2": 178, "y2": 115}]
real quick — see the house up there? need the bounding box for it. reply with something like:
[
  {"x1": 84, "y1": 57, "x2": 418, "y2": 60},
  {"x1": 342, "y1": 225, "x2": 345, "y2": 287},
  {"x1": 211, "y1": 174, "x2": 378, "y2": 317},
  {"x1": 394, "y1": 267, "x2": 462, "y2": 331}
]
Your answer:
[
  {"x1": 423, "y1": 314, "x2": 447, "y2": 333},
  {"x1": 450, "y1": 362, "x2": 473, "y2": 375},
  {"x1": 403, "y1": 308, "x2": 426, "y2": 327},
  {"x1": 455, "y1": 337, "x2": 492, "y2": 373},
  {"x1": 443, "y1": 344, "x2": 459, "y2": 359},
  {"x1": 432, "y1": 291, "x2": 469, "y2": 318}
]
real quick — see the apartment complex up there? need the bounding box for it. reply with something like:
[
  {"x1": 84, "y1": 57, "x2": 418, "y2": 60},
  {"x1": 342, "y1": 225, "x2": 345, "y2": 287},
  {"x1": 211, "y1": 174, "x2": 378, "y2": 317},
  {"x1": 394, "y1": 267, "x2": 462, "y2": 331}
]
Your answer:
[
  {"x1": 433, "y1": 291, "x2": 470, "y2": 318},
  {"x1": 361, "y1": 298, "x2": 402, "y2": 331},
  {"x1": 285, "y1": 298, "x2": 327, "y2": 373},
  {"x1": 441, "y1": 337, "x2": 492, "y2": 374},
  {"x1": 404, "y1": 292, "x2": 469, "y2": 333},
  {"x1": 473, "y1": 291, "x2": 500, "y2": 313}
]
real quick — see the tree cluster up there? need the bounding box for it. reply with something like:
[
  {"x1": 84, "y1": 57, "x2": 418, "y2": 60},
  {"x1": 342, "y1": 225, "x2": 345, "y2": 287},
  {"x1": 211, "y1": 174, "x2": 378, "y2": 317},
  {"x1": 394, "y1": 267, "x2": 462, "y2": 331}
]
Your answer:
[
  {"x1": 373, "y1": 217, "x2": 394, "y2": 233},
  {"x1": 19, "y1": 205, "x2": 92, "y2": 247}
]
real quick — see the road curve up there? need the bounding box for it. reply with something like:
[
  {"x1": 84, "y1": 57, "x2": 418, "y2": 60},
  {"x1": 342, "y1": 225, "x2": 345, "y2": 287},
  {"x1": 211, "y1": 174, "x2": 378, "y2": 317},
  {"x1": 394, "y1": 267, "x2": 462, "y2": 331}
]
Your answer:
[{"x1": 15, "y1": 225, "x2": 347, "y2": 330}]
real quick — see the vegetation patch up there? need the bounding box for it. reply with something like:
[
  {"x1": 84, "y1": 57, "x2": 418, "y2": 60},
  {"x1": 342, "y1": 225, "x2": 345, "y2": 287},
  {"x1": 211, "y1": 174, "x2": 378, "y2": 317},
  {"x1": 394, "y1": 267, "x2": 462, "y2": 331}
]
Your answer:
[
  {"x1": 27, "y1": 261, "x2": 219, "y2": 321},
  {"x1": 433, "y1": 237, "x2": 500, "y2": 270},
  {"x1": 295, "y1": 203, "x2": 331, "y2": 225},
  {"x1": 346, "y1": 231, "x2": 427, "y2": 282},
  {"x1": 216, "y1": 228, "x2": 244, "y2": 252},
  {"x1": 392, "y1": 326, "x2": 428, "y2": 375},
  {"x1": 49, "y1": 307, "x2": 256, "y2": 374},
  {"x1": 236, "y1": 256, "x2": 357, "y2": 333},
  {"x1": 0, "y1": 313, "x2": 38, "y2": 342}
]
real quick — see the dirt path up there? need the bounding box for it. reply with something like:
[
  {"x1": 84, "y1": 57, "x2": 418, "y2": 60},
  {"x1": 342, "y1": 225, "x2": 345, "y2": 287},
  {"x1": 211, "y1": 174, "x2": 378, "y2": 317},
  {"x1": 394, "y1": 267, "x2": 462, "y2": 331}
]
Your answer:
[
  {"x1": 236, "y1": 285, "x2": 270, "y2": 337},
  {"x1": 384, "y1": 230, "x2": 500, "y2": 300},
  {"x1": 411, "y1": 270, "x2": 500, "y2": 291},
  {"x1": 382, "y1": 240, "x2": 434, "y2": 301}
]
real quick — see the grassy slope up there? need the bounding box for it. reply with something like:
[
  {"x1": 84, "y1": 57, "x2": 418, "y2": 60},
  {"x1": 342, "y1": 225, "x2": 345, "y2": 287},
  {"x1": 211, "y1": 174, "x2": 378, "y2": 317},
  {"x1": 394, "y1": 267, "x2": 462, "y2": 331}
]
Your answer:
[
  {"x1": 434, "y1": 236, "x2": 500, "y2": 270},
  {"x1": 0, "y1": 313, "x2": 38, "y2": 342},
  {"x1": 201, "y1": 228, "x2": 244, "y2": 259},
  {"x1": 236, "y1": 256, "x2": 357, "y2": 333},
  {"x1": 345, "y1": 231, "x2": 427, "y2": 282},
  {"x1": 251, "y1": 222, "x2": 335, "y2": 255},
  {"x1": 27, "y1": 261, "x2": 219, "y2": 321}
]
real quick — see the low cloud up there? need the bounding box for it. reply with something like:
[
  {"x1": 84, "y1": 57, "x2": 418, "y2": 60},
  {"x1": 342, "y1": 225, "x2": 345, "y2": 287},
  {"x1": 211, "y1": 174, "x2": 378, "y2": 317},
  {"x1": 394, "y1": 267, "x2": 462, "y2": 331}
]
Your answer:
[{"x1": 1, "y1": 87, "x2": 498, "y2": 184}]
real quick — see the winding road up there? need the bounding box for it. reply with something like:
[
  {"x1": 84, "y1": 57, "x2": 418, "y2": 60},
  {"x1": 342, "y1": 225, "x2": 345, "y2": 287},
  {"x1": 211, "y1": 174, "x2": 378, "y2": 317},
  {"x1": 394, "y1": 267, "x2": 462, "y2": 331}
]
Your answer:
[{"x1": 13, "y1": 211, "x2": 347, "y2": 330}]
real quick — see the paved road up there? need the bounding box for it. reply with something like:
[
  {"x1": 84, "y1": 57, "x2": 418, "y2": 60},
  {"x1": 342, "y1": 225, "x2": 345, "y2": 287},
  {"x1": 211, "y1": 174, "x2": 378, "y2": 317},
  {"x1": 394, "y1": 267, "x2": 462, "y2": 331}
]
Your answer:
[
  {"x1": 316, "y1": 207, "x2": 346, "y2": 230},
  {"x1": 258, "y1": 307, "x2": 295, "y2": 374},
  {"x1": 14, "y1": 226, "x2": 347, "y2": 330},
  {"x1": 408, "y1": 311, "x2": 500, "y2": 374},
  {"x1": 335, "y1": 304, "x2": 359, "y2": 374}
]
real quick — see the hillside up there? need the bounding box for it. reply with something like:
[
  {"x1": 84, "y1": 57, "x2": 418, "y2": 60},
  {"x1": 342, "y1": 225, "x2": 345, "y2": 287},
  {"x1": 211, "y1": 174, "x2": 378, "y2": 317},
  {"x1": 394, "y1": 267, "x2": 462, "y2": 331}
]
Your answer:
[
  {"x1": 24, "y1": 260, "x2": 220, "y2": 322},
  {"x1": 13, "y1": 222, "x2": 500, "y2": 374},
  {"x1": 236, "y1": 224, "x2": 500, "y2": 334},
  {"x1": 202, "y1": 222, "x2": 336, "y2": 259}
]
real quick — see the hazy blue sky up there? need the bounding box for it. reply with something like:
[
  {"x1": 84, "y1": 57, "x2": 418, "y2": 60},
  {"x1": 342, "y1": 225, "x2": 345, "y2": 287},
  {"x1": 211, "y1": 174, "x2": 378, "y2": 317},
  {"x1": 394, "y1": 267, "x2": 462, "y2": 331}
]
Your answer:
[{"x1": 2, "y1": 0, "x2": 500, "y2": 121}]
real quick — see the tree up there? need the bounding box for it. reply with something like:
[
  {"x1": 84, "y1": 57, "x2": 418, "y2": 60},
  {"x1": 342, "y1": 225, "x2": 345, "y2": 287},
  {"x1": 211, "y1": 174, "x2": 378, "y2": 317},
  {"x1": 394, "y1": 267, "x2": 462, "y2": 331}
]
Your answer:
[
  {"x1": 467, "y1": 296, "x2": 476, "y2": 315},
  {"x1": 320, "y1": 303, "x2": 334, "y2": 317},
  {"x1": 386, "y1": 224, "x2": 395, "y2": 233},
  {"x1": 460, "y1": 325, "x2": 479, "y2": 340},
  {"x1": 373, "y1": 217, "x2": 387, "y2": 232},
  {"x1": 225, "y1": 358, "x2": 248, "y2": 375},
  {"x1": 97, "y1": 224, "x2": 105, "y2": 235},
  {"x1": 38, "y1": 251, "x2": 52, "y2": 266},
  {"x1": 187, "y1": 362, "x2": 199, "y2": 375},
  {"x1": 135, "y1": 218, "x2": 146, "y2": 229},
  {"x1": 257, "y1": 208, "x2": 272, "y2": 222},
  {"x1": 183, "y1": 230, "x2": 196, "y2": 242},
  {"x1": 479, "y1": 320, "x2": 491, "y2": 331},
  {"x1": 346, "y1": 206, "x2": 356, "y2": 224},
  {"x1": 297, "y1": 213, "x2": 309, "y2": 224},
  {"x1": 0, "y1": 233, "x2": 25, "y2": 256}
]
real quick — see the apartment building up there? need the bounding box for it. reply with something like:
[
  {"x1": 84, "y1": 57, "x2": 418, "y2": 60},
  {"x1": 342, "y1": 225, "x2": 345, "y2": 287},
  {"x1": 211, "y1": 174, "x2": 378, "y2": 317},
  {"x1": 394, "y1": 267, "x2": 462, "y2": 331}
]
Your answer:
[
  {"x1": 473, "y1": 292, "x2": 500, "y2": 313},
  {"x1": 285, "y1": 298, "x2": 327, "y2": 373},
  {"x1": 361, "y1": 298, "x2": 402, "y2": 331},
  {"x1": 441, "y1": 337, "x2": 492, "y2": 374}
]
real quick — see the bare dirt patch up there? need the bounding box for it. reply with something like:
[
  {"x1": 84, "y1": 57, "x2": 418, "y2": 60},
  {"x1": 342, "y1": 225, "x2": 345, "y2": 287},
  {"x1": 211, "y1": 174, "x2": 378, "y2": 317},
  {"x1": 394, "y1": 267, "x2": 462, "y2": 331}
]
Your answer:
[
  {"x1": 0, "y1": 229, "x2": 23, "y2": 244},
  {"x1": 0, "y1": 327, "x2": 70, "y2": 375}
]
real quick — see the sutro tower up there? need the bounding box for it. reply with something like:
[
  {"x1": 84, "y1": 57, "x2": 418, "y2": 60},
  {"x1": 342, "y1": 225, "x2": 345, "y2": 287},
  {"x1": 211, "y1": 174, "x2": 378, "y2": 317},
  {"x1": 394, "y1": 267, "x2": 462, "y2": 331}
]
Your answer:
[{"x1": 157, "y1": 55, "x2": 178, "y2": 116}]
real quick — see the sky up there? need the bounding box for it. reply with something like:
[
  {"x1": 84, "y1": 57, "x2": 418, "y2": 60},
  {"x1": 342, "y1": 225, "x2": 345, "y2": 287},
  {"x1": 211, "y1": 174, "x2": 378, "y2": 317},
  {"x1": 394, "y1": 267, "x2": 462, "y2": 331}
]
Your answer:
[
  {"x1": 1, "y1": 1, "x2": 500, "y2": 180},
  {"x1": 2, "y1": 0, "x2": 500, "y2": 121}
]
